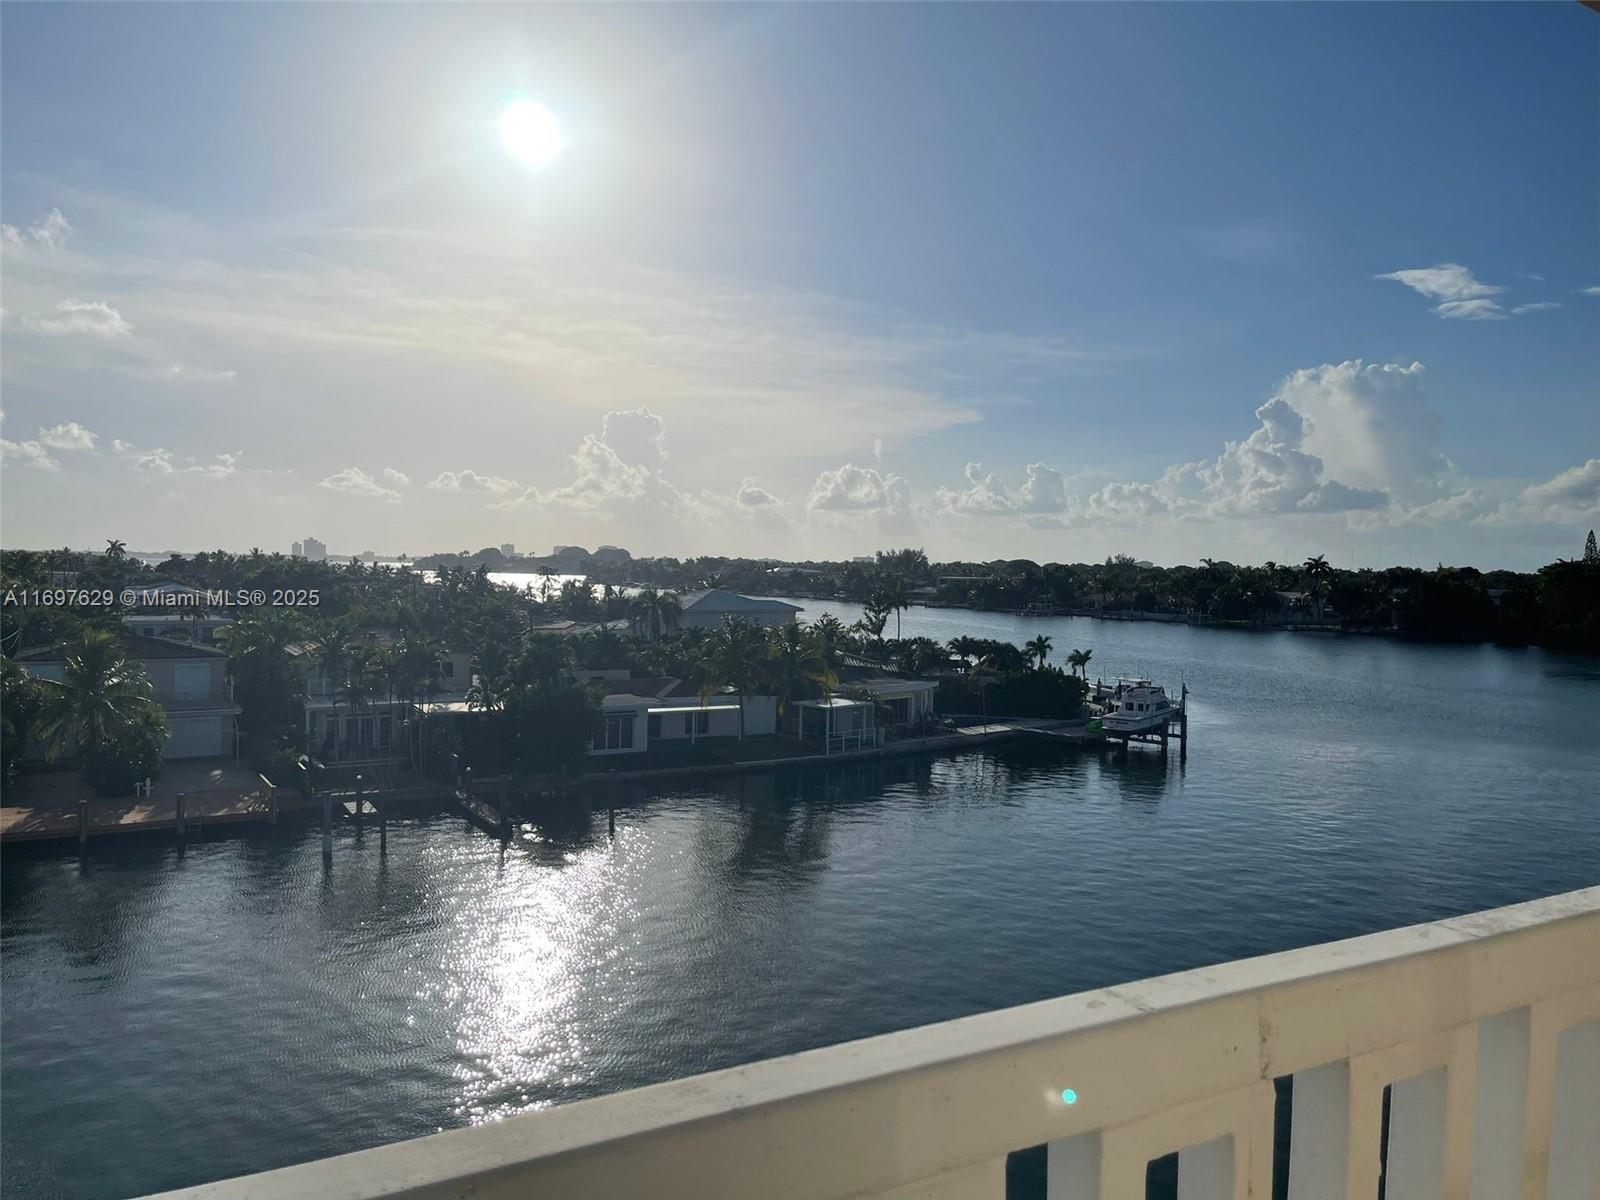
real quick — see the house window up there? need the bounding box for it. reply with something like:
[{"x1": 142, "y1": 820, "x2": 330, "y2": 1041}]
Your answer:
[
  {"x1": 648, "y1": 714, "x2": 661, "y2": 739},
  {"x1": 442, "y1": 660, "x2": 455, "y2": 679},
  {"x1": 696, "y1": 711, "x2": 710, "y2": 735},
  {"x1": 602, "y1": 714, "x2": 634, "y2": 750},
  {"x1": 173, "y1": 663, "x2": 211, "y2": 701}
]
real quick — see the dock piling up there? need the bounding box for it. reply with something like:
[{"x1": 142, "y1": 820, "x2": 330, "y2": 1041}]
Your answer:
[
  {"x1": 175, "y1": 792, "x2": 187, "y2": 847},
  {"x1": 77, "y1": 799, "x2": 89, "y2": 849},
  {"x1": 321, "y1": 791, "x2": 332, "y2": 862},
  {"x1": 379, "y1": 791, "x2": 387, "y2": 855},
  {"x1": 353, "y1": 776, "x2": 364, "y2": 830}
]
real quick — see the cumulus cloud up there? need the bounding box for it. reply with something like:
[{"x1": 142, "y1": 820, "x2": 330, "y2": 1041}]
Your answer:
[
  {"x1": 807, "y1": 463, "x2": 912, "y2": 513},
  {"x1": 37, "y1": 421, "x2": 97, "y2": 451},
  {"x1": 380, "y1": 467, "x2": 411, "y2": 487},
  {"x1": 318, "y1": 466, "x2": 399, "y2": 501},
  {"x1": 1, "y1": 439, "x2": 61, "y2": 471},
  {"x1": 736, "y1": 478, "x2": 782, "y2": 508},
  {"x1": 1, "y1": 209, "x2": 71, "y2": 252},
  {"x1": 31, "y1": 299, "x2": 133, "y2": 338},
  {"x1": 937, "y1": 462, "x2": 1070, "y2": 516},
  {"x1": 427, "y1": 469, "x2": 522, "y2": 497},
  {"x1": 1482, "y1": 459, "x2": 1600, "y2": 527},
  {"x1": 110, "y1": 439, "x2": 240, "y2": 479},
  {"x1": 1579, "y1": 286, "x2": 1600, "y2": 297}
]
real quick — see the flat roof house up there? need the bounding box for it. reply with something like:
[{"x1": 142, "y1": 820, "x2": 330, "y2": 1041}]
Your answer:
[
  {"x1": 676, "y1": 588, "x2": 803, "y2": 630},
  {"x1": 14, "y1": 634, "x2": 242, "y2": 760}
]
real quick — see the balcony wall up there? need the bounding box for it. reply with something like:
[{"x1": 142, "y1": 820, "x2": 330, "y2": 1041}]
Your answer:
[{"x1": 143, "y1": 887, "x2": 1600, "y2": 1200}]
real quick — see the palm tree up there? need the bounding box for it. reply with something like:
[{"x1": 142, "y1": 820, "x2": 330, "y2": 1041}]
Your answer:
[
  {"x1": 309, "y1": 621, "x2": 354, "y2": 756},
  {"x1": 811, "y1": 614, "x2": 847, "y2": 670},
  {"x1": 709, "y1": 618, "x2": 770, "y2": 739},
  {"x1": 1302, "y1": 554, "x2": 1332, "y2": 581},
  {"x1": 881, "y1": 578, "x2": 911, "y2": 640},
  {"x1": 33, "y1": 630, "x2": 158, "y2": 761},
  {"x1": 104, "y1": 539, "x2": 127, "y2": 562},
  {"x1": 770, "y1": 624, "x2": 834, "y2": 722},
  {"x1": 1025, "y1": 635, "x2": 1053, "y2": 670},
  {"x1": 1066, "y1": 647, "x2": 1094, "y2": 679},
  {"x1": 628, "y1": 587, "x2": 682, "y2": 642}
]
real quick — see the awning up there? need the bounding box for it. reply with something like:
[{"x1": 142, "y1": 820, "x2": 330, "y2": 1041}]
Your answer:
[{"x1": 647, "y1": 704, "x2": 742, "y2": 714}]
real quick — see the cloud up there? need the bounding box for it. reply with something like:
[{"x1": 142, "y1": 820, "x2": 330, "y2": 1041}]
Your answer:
[
  {"x1": 1433, "y1": 299, "x2": 1506, "y2": 321},
  {"x1": 318, "y1": 466, "x2": 399, "y2": 501},
  {"x1": 934, "y1": 462, "x2": 1071, "y2": 517},
  {"x1": 1579, "y1": 286, "x2": 1600, "y2": 297},
  {"x1": 31, "y1": 298, "x2": 134, "y2": 338},
  {"x1": 807, "y1": 463, "x2": 912, "y2": 513},
  {"x1": 735, "y1": 478, "x2": 781, "y2": 508},
  {"x1": 1375, "y1": 264, "x2": 1514, "y2": 319},
  {"x1": 1, "y1": 439, "x2": 61, "y2": 471},
  {"x1": 1376, "y1": 263, "x2": 1503, "y2": 302},
  {"x1": 380, "y1": 467, "x2": 411, "y2": 487},
  {"x1": 132, "y1": 362, "x2": 238, "y2": 384},
  {"x1": 37, "y1": 421, "x2": 97, "y2": 452},
  {"x1": 111, "y1": 439, "x2": 240, "y2": 479},
  {"x1": 1, "y1": 209, "x2": 71, "y2": 252},
  {"x1": 427, "y1": 469, "x2": 522, "y2": 497},
  {"x1": 1483, "y1": 459, "x2": 1600, "y2": 527},
  {"x1": 1510, "y1": 302, "x2": 1561, "y2": 315}
]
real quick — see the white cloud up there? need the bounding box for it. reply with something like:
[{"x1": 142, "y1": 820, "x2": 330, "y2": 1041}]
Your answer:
[
  {"x1": 1510, "y1": 302, "x2": 1561, "y2": 315},
  {"x1": 1376, "y1": 263, "x2": 1503, "y2": 302},
  {"x1": 1375, "y1": 264, "x2": 1513, "y2": 319},
  {"x1": 31, "y1": 298, "x2": 134, "y2": 338},
  {"x1": 1482, "y1": 459, "x2": 1600, "y2": 527},
  {"x1": 427, "y1": 469, "x2": 522, "y2": 497},
  {"x1": 807, "y1": 463, "x2": 912, "y2": 513},
  {"x1": 37, "y1": 421, "x2": 97, "y2": 451},
  {"x1": 735, "y1": 478, "x2": 782, "y2": 508},
  {"x1": 111, "y1": 439, "x2": 239, "y2": 479},
  {"x1": 318, "y1": 466, "x2": 399, "y2": 501},
  {"x1": 1, "y1": 209, "x2": 71, "y2": 252},
  {"x1": 380, "y1": 467, "x2": 411, "y2": 487},
  {"x1": 1, "y1": 439, "x2": 61, "y2": 471},
  {"x1": 1579, "y1": 286, "x2": 1600, "y2": 297},
  {"x1": 934, "y1": 462, "x2": 1071, "y2": 517},
  {"x1": 1433, "y1": 299, "x2": 1506, "y2": 321}
]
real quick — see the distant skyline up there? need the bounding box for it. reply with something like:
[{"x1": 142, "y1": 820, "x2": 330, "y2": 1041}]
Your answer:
[{"x1": 2, "y1": 4, "x2": 1597, "y2": 570}]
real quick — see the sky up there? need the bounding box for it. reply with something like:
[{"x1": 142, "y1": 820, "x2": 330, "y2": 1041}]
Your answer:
[{"x1": 2, "y1": 3, "x2": 1596, "y2": 569}]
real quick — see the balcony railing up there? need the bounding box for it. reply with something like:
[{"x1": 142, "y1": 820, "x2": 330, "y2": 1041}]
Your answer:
[{"x1": 144, "y1": 887, "x2": 1599, "y2": 1200}]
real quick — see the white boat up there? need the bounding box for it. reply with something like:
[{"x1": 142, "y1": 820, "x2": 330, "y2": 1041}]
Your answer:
[{"x1": 1097, "y1": 679, "x2": 1177, "y2": 734}]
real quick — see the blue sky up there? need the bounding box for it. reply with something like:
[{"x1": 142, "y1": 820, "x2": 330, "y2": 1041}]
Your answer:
[{"x1": 2, "y1": 3, "x2": 1596, "y2": 567}]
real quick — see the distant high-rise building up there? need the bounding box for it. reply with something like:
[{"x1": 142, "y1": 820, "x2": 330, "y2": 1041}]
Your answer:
[
  {"x1": 291, "y1": 541, "x2": 303, "y2": 558},
  {"x1": 359, "y1": 550, "x2": 377, "y2": 563},
  {"x1": 500, "y1": 543, "x2": 515, "y2": 557},
  {"x1": 302, "y1": 537, "x2": 327, "y2": 562}
]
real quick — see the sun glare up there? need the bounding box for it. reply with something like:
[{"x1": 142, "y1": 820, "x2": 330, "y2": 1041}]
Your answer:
[{"x1": 499, "y1": 101, "x2": 564, "y2": 169}]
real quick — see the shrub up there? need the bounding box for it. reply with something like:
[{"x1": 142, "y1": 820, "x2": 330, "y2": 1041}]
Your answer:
[{"x1": 81, "y1": 706, "x2": 169, "y2": 797}]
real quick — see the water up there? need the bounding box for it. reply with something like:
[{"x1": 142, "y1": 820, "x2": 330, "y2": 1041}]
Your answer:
[{"x1": 3, "y1": 608, "x2": 1597, "y2": 1199}]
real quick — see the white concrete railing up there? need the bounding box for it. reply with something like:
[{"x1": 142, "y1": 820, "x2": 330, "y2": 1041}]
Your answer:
[{"x1": 149, "y1": 888, "x2": 1600, "y2": 1200}]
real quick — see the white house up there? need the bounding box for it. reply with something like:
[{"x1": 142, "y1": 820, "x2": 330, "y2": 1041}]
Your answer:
[
  {"x1": 15, "y1": 634, "x2": 242, "y2": 760},
  {"x1": 676, "y1": 589, "x2": 803, "y2": 630},
  {"x1": 590, "y1": 688, "x2": 778, "y2": 757}
]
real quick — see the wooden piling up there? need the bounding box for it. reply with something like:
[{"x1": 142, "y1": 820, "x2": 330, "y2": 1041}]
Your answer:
[
  {"x1": 353, "y1": 775, "x2": 364, "y2": 830},
  {"x1": 321, "y1": 791, "x2": 333, "y2": 862},
  {"x1": 175, "y1": 792, "x2": 187, "y2": 846},
  {"x1": 77, "y1": 799, "x2": 89, "y2": 848},
  {"x1": 378, "y1": 790, "x2": 387, "y2": 855}
]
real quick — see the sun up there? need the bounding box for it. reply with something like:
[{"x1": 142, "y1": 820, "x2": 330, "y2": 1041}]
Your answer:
[{"x1": 499, "y1": 101, "x2": 564, "y2": 169}]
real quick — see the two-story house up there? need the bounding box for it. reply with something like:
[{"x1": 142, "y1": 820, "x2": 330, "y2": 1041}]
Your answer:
[
  {"x1": 14, "y1": 634, "x2": 242, "y2": 759},
  {"x1": 287, "y1": 629, "x2": 475, "y2": 765}
]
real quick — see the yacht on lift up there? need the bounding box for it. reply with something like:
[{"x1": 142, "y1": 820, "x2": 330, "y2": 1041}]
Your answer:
[{"x1": 1096, "y1": 678, "x2": 1178, "y2": 734}]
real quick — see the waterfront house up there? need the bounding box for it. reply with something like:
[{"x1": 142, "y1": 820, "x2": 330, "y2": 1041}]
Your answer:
[
  {"x1": 591, "y1": 677, "x2": 778, "y2": 756},
  {"x1": 676, "y1": 588, "x2": 803, "y2": 629},
  {"x1": 289, "y1": 628, "x2": 474, "y2": 765},
  {"x1": 14, "y1": 634, "x2": 242, "y2": 759}
]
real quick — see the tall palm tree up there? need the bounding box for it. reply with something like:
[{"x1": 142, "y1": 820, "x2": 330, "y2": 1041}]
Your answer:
[
  {"x1": 1066, "y1": 647, "x2": 1093, "y2": 679},
  {"x1": 309, "y1": 621, "x2": 353, "y2": 755},
  {"x1": 710, "y1": 618, "x2": 770, "y2": 739},
  {"x1": 1302, "y1": 554, "x2": 1332, "y2": 581},
  {"x1": 628, "y1": 587, "x2": 682, "y2": 642},
  {"x1": 34, "y1": 630, "x2": 159, "y2": 761},
  {"x1": 1025, "y1": 635, "x2": 1053, "y2": 670},
  {"x1": 882, "y1": 578, "x2": 911, "y2": 640},
  {"x1": 104, "y1": 539, "x2": 127, "y2": 562}
]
